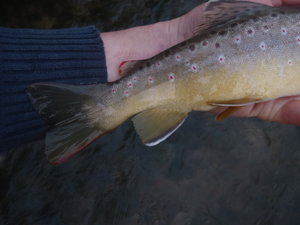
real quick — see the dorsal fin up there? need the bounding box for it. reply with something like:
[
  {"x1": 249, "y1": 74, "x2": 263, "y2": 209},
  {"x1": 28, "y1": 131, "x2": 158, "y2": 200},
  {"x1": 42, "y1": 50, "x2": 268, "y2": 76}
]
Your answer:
[{"x1": 193, "y1": 0, "x2": 271, "y2": 36}]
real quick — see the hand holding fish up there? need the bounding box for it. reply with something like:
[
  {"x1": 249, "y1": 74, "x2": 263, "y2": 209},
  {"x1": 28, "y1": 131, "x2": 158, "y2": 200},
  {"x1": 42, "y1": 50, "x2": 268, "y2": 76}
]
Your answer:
[
  {"x1": 101, "y1": 0, "x2": 291, "y2": 81},
  {"x1": 101, "y1": 0, "x2": 300, "y2": 127},
  {"x1": 27, "y1": 0, "x2": 300, "y2": 163}
]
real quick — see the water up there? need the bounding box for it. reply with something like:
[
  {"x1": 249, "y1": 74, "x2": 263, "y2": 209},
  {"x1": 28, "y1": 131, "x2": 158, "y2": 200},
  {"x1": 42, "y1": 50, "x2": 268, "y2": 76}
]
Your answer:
[{"x1": 1, "y1": 1, "x2": 300, "y2": 225}]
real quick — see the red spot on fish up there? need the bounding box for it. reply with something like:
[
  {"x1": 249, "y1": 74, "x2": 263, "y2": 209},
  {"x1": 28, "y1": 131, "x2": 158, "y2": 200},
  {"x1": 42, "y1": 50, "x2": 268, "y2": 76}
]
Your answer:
[
  {"x1": 191, "y1": 64, "x2": 199, "y2": 72},
  {"x1": 175, "y1": 54, "x2": 181, "y2": 61},
  {"x1": 127, "y1": 82, "x2": 133, "y2": 88},
  {"x1": 260, "y1": 42, "x2": 266, "y2": 50},
  {"x1": 111, "y1": 88, "x2": 116, "y2": 94},
  {"x1": 246, "y1": 27, "x2": 255, "y2": 36},
  {"x1": 168, "y1": 73, "x2": 175, "y2": 82},
  {"x1": 296, "y1": 36, "x2": 300, "y2": 45},
  {"x1": 218, "y1": 55, "x2": 225, "y2": 63},
  {"x1": 234, "y1": 35, "x2": 241, "y2": 44},
  {"x1": 202, "y1": 41, "x2": 208, "y2": 47},
  {"x1": 148, "y1": 76, "x2": 154, "y2": 83}
]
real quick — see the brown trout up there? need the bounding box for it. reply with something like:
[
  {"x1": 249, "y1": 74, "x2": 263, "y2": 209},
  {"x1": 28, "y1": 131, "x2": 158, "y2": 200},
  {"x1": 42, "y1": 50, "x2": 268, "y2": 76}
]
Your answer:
[{"x1": 27, "y1": 0, "x2": 300, "y2": 164}]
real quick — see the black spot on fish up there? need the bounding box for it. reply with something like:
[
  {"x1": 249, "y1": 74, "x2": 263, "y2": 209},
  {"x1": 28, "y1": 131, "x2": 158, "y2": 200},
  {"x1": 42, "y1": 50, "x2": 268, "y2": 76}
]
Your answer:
[
  {"x1": 210, "y1": 30, "x2": 217, "y2": 35},
  {"x1": 280, "y1": 10, "x2": 286, "y2": 15},
  {"x1": 231, "y1": 23, "x2": 238, "y2": 28},
  {"x1": 164, "y1": 51, "x2": 170, "y2": 57},
  {"x1": 213, "y1": 19, "x2": 221, "y2": 24},
  {"x1": 271, "y1": 13, "x2": 278, "y2": 17},
  {"x1": 247, "y1": 29, "x2": 253, "y2": 34},
  {"x1": 215, "y1": 43, "x2": 220, "y2": 48},
  {"x1": 189, "y1": 45, "x2": 195, "y2": 51},
  {"x1": 146, "y1": 62, "x2": 151, "y2": 67},
  {"x1": 237, "y1": 19, "x2": 247, "y2": 24},
  {"x1": 218, "y1": 30, "x2": 227, "y2": 36}
]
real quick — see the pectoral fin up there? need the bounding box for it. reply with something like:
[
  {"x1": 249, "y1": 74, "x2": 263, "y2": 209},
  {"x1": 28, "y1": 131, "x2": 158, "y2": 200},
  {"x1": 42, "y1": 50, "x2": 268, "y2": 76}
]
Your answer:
[
  {"x1": 208, "y1": 98, "x2": 263, "y2": 107},
  {"x1": 208, "y1": 98, "x2": 264, "y2": 120},
  {"x1": 132, "y1": 108, "x2": 188, "y2": 146}
]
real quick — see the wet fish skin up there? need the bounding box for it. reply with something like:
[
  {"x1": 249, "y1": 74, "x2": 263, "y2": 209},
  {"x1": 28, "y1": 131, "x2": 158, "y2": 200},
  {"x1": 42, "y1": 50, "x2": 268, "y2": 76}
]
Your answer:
[
  {"x1": 27, "y1": 1, "x2": 300, "y2": 164},
  {"x1": 102, "y1": 3, "x2": 300, "y2": 127}
]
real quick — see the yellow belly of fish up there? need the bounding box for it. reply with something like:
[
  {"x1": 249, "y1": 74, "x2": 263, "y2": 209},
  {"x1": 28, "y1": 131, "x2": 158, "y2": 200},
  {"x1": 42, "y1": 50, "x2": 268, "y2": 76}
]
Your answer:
[
  {"x1": 187, "y1": 57, "x2": 300, "y2": 111},
  {"x1": 101, "y1": 54, "x2": 300, "y2": 130}
]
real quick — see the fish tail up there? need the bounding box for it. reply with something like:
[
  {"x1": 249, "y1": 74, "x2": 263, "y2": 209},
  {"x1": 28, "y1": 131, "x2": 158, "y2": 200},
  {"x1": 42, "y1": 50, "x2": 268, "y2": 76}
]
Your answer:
[{"x1": 26, "y1": 82, "x2": 111, "y2": 164}]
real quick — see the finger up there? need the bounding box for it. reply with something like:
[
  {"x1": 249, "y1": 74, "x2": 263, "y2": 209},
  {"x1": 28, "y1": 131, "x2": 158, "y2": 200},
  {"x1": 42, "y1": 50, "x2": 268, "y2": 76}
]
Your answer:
[
  {"x1": 175, "y1": 4, "x2": 206, "y2": 41},
  {"x1": 270, "y1": 0, "x2": 283, "y2": 6},
  {"x1": 211, "y1": 97, "x2": 300, "y2": 126},
  {"x1": 246, "y1": 0, "x2": 276, "y2": 6},
  {"x1": 272, "y1": 100, "x2": 300, "y2": 125},
  {"x1": 282, "y1": 0, "x2": 300, "y2": 5}
]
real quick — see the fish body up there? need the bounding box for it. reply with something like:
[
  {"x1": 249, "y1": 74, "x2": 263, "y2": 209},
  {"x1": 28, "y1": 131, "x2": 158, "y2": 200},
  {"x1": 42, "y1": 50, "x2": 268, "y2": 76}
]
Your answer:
[{"x1": 27, "y1": 1, "x2": 300, "y2": 163}]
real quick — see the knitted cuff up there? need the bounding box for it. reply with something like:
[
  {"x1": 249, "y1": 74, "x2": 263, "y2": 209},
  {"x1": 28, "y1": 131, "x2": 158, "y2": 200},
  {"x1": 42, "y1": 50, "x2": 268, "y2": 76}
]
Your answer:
[{"x1": 0, "y1": 26, "x2": 108, "y2": 151}]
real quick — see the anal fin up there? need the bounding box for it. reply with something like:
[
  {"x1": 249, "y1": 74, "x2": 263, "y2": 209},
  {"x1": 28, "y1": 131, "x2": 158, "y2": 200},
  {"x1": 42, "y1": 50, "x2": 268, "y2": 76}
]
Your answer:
[
  {"x1": 132, "y1": 107, "x2": 188, "y2": 146},
  {"x1": 216, "y1": 107, "x2": 242, "y2": 120}
]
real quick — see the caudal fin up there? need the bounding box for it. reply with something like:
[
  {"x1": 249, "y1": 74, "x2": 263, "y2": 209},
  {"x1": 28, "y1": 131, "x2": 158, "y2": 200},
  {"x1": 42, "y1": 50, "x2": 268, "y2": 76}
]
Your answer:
[{"x1": 27, "y1": 83, "x2": 109, "y2": 164}]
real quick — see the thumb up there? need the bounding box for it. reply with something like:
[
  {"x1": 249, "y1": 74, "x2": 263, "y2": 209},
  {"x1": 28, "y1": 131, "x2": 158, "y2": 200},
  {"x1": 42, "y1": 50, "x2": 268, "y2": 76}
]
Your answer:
[{"x1": 274, "y1": 100, "x2": 300, "y2": 125}]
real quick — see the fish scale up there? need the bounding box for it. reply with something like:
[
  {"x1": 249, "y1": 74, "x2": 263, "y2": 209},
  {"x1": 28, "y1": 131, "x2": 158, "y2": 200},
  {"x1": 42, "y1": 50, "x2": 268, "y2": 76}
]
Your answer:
[{"x1": 27, "y1": 1, "x2": 300, "y2": 164}]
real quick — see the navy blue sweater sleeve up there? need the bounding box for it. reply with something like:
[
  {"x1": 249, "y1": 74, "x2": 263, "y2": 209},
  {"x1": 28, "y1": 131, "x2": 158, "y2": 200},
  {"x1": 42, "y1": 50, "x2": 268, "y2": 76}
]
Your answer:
[{"x1": 0, "y1": 26, "x2": 107, "y2": 152}]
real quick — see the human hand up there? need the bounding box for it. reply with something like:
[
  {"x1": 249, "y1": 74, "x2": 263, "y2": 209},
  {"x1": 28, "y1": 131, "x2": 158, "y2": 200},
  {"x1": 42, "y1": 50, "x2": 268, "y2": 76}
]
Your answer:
[
  {"x1": 211, "y1": 0, "x2": 300, "y2": 126},
  {"x1": 100, "y1": 0, "x2": 300, "y2": 126},
  {"x1": 100, "y1": 0, "x2": 288, "y2": 82}
]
